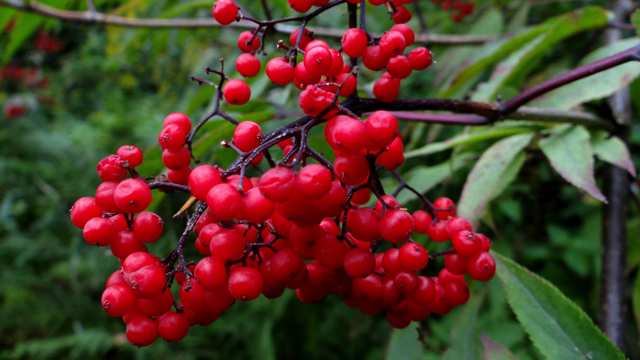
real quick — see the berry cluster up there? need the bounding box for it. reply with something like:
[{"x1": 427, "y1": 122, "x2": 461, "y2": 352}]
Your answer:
[
  {"x1": 431, "y1": 0, "x2": 474, "y2": 22},
  {"x1": 70, "y1": 0, "x2": 497, "y2": 347}
]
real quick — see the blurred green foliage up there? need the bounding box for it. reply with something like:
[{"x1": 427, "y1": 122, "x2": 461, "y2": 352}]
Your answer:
[{"x1": 1, "y1": 0, "x2": 640, "y2": 359}]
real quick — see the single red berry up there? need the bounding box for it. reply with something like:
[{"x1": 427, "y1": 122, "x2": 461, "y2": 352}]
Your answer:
[
  {"x1": 266, "y1": 58, "x2": 295, "y2": 86},
  {"x1": 390, "y1": 24, "x2": 415, "y2": 46},
  {"x1": 352, "y1": 273, "x2": 382, "y2": 302},
  {"x1": 138, "y1": 287, "x2": 174, "y2": 316},
  {"x1": 95, "y1": 181, "x2": 120, "y2": 213},
  {"x1": 409, "y1": 276, "x2": 436, "y2": 305},
  {"x1": 466, "y1": 251, "x2": 496, "y2": 281},
  {"x1": 158, "y1": 124, "x2": 186, "y2": 150},
  {"x1": 408, "y1": 47, "x2": 433, "y2": 71},
  {"x1": 362, "y1": 46, "x2": 389, "y2": 71},
  {"x1": 477, "y1": 233, "x2": 492, "y2": 251},
  {"x1": 114, "y1": 178, "x2": 152, "y2": 214},
  {"x1": 399, "y1": 242, "x2": 429, "y2": 271},
  {"x1": 347, "y1": 207, "x2": 380, "y2": 242},
  {"x1": 446, "y1": 216, "x2": 473, "y2": 238},
  {"x1": 394, "y1": 270, "x2": 420, "y2": 295},
  {"x1": 336, "y1": 73, "x2": 357, "y2": 97},
  {"x1": 162, "y1": 147, "x2": 191, "y2": 170},
  {"x1": 427, "y1": 219, "x2": 449, "y2": 242},
  {"x1": 433, "y1": 197, "x2": 456, "y2": 220},
  {"x1": 373, "y1": 78, "x2": 399, "y2": 103},
  {"x1": 304, "y1": 46, "x2": 333, "y2": 77},
  {"x1": 195, "y1": 256, "x2": 228, "y2": 291},
  {"x1": 296, "y1": 164, "x2": 332, "y2": 199},
  {"x1": 206, "y1": 183, "x2": 242, "y2": 220},
  {"x1": 444, "y1": 251, "x2": 467, "y2": 275},
  {"x1": 133, "y1": 211, "x2": 163, "y2": 243},
  {"x1": 212, "y1": 0, "x2": 238, "y2": 25},
  {"x1": 382, "y1": 248, "x2": 406, "y2": 275},
  {"x1": 314, "y1": 235, "x2": 347, "y2": 269},
  {"x1": 375, "y1": 194, "x2": 400, "y2": 216},
  {"x1": 379, "y1": 31, "x2": 406, "y2": 58},
  {"x1": 342, "y1": 28, "x2": 368, "y2": 58},
  {"x1": 167, "y1": 166, "x2": 192, "y2": 185},
  {"x1": 241, "y1": 187, "x2": 275, "y2": 223},
  {"x1": 122, "y1": 252, "x2": 159, "y2": 275},
  {"x1": 379, "y1": 209, "x2": 414, "y2": 243},
  {"x1": 237, "y1": 31, "x2": 260, "y2": 53},
  {"x1": 270, "y1": 248, "x2": 305, "y2": 281},
  {"x1": 97, "y1": 155, "x2": 127, "y2": 181},
  {"x1": 83, "y1": 217, "x2": 118, "y2": 246},
  {"x1": 289, "y1": 28, "x2": 313, "y2": 49},
  {"x1": 386, "y1": 55, "x2": 412, "y2": 79},
  {"x1": 366, "y1": 110, "x2": 398, "y2": 147},
  {"x1": 164, "y1": 113, "x2": 192, "y2": 133},
  {"x1": 101, "y1": 284, "x2": 136, "y2": 317},
  {"x1": 233, "y1": 121, "x2": 263, "y2": 152},
  {"x1": 314, "y1": 180, "x2": 347, "y2": 217},
  {"x1": 70, "y1": 197, "x2": 103, "y2": 228},
  {"x1": 328, "y1": 116, "x2": 368, "y2": 154},
  {"x1": 236, "y1": 53, "x2": 261, "y2": 78},
  {"x1": 223, "y1": 79, "x2": 251, "y2": 105},
  {"x1": 209, "y1": 229, "x2": 245, "y2": 261},
  {"x1": 125, "y1": 264, "x2": 165, "y2": 299},
  {"x1": 443, "y1": 278, "x2": 469, "y2": 305},
  {"x1": 288, "y1": 0, "x2": 313, "y2": 12},
  {"x1": 412, "y1": 210, "x2": 432, "y2": 235},
  {"x1": 258, "y1": 166, "x2": 297, "y2": 203},
  {"x1": 343, "y1": 247, "x2": 376, "y2": 278},
  {"x1": 179, "y1": 280, "x2": 208, "y2": 311},
  {"x1": 229, "y1": 267, "x2": 264, "y2": 301},
  {"x1": 117, "y1": 145, "x2": 143, "y2": 168},
  {"x1": 126, "y1": 316, "x2": 157, "y2": 347},
  {"x1": 188, "y1": 165, "x2": 223, "y2": 201},
  {"x1": 333, "y1": 153, "x2": 369, "y2": 185},
  {"x1": 157, "y1": 311, "x2": 189, "y2": 342},
  {"x1": 451, "y1": 230, "x2": 482, "y2": 257},
  {"x1": 392, "y1": 5, "x2": 412, "y2": 24}
]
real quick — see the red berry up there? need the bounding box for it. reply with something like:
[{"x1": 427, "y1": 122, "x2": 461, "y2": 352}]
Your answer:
[
  {"x1": 266, "y1": 58, "x2": 294, "y2": 86},
  {"x1": 223, "y1": 79, "x2": 251, "y2": 105},
  {"x1": 70, "y1": 197, "x2": 104, "y2": 229},
  {"x1": 270, "y1": 248, "x2": 305, "y2": 282},
  {"x1": 352, "y1": 273, "x2": 382, "y2": 301},
  {"x1": 289, "y1": 28, "x2": 313, "y2": 49},
  {"x1": 379, "y1": 209, "x2": 414, "y2": 243},
  {"x1": 237, "y1": 31, "x2": 260, "y2": 53},
  {"x1": 133, "y1": 211, "x2": 163, "y2": 243},
  {"x1": 236, "y1": 53, "x2": 261, "y2": 78},
  {"x1": 288, "y1": 0, "x2": 313, "y2": 12},
  {"x1": 443, "y1": 278, "x2": 469, "y2": 305},
  {"x1": 304, "y1": 46, "x2": 333, "y2": 77},
  {"x1": 336, "y1": 73, "x2": 357, "y2": 97},
  {"x1": 209, "y1": 229, "x2": 245, "y2": 261},
  {"x1": 334, "y1": 153, "x2": 369, "y2": 185},
  {"x1": 412, "y1": 210, "x2": 432, "y2": 234},
  {"x1": 373, "y1": 78, "x2": 399, "y2": 103},
  {"x1": 101, "y1": 284, "x2": 136, "y2": 317},
  {"x1": 83, "y1": 217, "x2": 118, "y2": 246},
  {"x1": 342, "y1": 28, "x2": 368, "y2": 58},
  {"x1": 162, "y1": 147, "x2": 191, "y2": 170},
  {"x1": 167, "y1": 166, "x2": 192, "y2": 185},
  {"x1": 126, "y1": 316, "x2": 157, "y2": 347},
  {"x1": 444, "y1": 251, "x2": 467, "y2": 275},
  {"x1": 117, "y1": 145, "x2": 143, "y2": 168},
  {"x1": 379, "y1": 31, "x2": 406, "y2": 58},
  {"x1": 258, "y1": 166, "x2": 297, "y2": 203},
  {"x1": 408, "y1": 47, "x2": 433, "y2": 71},
  {"x1": 125, "y1": 264, "x2": 165, "y2": 299},
  {"x1": 399, "y1": 242, "x2": 429, "y2": 271},
  {"x1": 390, "y1": 24, "x2": 415, "y2": 46},
  {"x1": 164, "y1": 113, "x2": 191, "y2": 133},
  {"x1": 158, "y1": 124, "x2": 186, "y2": 150},
  {"x1": 376, "y1": 136, "x2": 405, "y2": 170},
  {"x1": 138, "y1": 287, "x2": 174, "y2": 316},
  {"x1": 445, "y1": 216, "x2": 472, "y2": 238},
  {"x1": 466, "y1": 251, "x2": 496, "y2": 281},
  {"x1": 212, "y1": 0, "x2": 238, "y2": 25},
  {"x1": 97, "y1": 155, "x2": 127, "y2": 181},
  {"x1": 394, "y1": 270, "x2": 419, "y2": 295},
  {"x1": 409, "y1": 276, "x2": 436, "y2": 305},
  {"x1": 347, "y1": 207, "x2": 380, "y2": 242},
  {"x1": 180, "y1": 280, "x2": 208, "y2": 311},
  {"x1": 206, "y1": 183, "x2": 242, "y2": 221},
  {"x1": 343, "y1": 247, "x2": 376, "y2": 278},
  {"x1": 386, "y1": 55, "x2": 412, "y2": 79},
  {"x1": 314, "y1": 235, "x2": 347, "y2": 269},
  {"x1": 314, "y1": 180, "x2": 347, "y2": 217},
  {"x1": 188, "y1": 165, "x2": 223, "y2": 201},
  {"x1": 233, "y1": 121, "x2": 263, "y2": 152},
  {"x1": 241, "y1": 187, "x2": 275, "y2": 223},
  {"x1": 366, "y1": 110, "x2": 398, "y2": 147},
  {"x1": 228, "y1": 267, "x2": 264, "y2": 301},
  {"x1": 157, "y1": 311, "x2": 189, "y2": 342},
  {"x1": 392, "y1": 5, "x2": 412, "y2": 24},
  {"x1": 433, "y1": 197, "x2": 456, "y2": 220},
  {"x1": 362, "y1": 46, "x2": 389, "y2": 71},
  {"x1": 427, "y1": 219, "x2": 448, "y2": 242},
  {"x1": 296, "y1": 164, "x2": 332, "y2": 198},
  {"x1": 114, "y1": 179, "x2": 152, "y2": 214},
  {"x1": 95, "y1": 181, "x2": 120, "y2": 213}
]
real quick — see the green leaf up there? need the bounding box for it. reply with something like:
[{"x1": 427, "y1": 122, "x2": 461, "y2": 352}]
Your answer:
[
  {"x1": 482, "y1": 334, "x2": 522, "y2": 360},
  {"x1": 0, "y1": 8, "x2": 17, "y2": 34},
  {"x1": 493, "y1": 251, "x2": 626, "y2": 360},
  {"x1": 530, "y1": 38, "x2": 640, "y2": 110},
  {"x1": 394, "y1": 154, "x2": 474, "y2": 204},
  {"x1": 631, "y1": 9, "x2": 640, "y2": 33},
  {"x1": 591, "y1": 131, "x2": 636, "y2": 176},
  {"x1": 457, "y1": 133, "x2": 533, "y2": 225},
  {"x1": 405, "y1": 127, "x2": 533, "y2": 159},
  {"x1": 441, "y1": 6, "x2": 608, "y2": 98},
  {"x1": 385, "y1": 327, "x2": 423, "y2": 360},
  {"x1": 442, "y1": 291, "x2": 485, "y2": 360},
  {"x1": 3, "y1": 13, "x2": 44, "y2": 63},
  {"x1": 539, "y1": 125, "x2": 606, "y2": 202}
]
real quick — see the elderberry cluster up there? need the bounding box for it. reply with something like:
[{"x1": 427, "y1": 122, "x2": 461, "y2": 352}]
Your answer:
[{"x1": 69, "y1": 0, "x2": 497, "y2": 347}]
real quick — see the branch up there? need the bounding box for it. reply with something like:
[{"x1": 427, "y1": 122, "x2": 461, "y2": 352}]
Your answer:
[{"x1": 0, "y1": 0, "x2": 497, "y2": 45}]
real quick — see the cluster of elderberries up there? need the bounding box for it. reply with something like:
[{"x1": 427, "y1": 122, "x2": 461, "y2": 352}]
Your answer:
[{"x1": 69, "y1": 0, "x2": 497, "y2": 347}]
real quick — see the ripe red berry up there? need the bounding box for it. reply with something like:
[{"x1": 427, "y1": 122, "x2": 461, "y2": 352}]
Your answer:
[
  {"x1": 362, "y1": 46, "x2": 389, "y2": 71},
  {"x1": 97, "y1": 155, "x2": 128, "y2": 181},
  {"x1": 375, "y1": 194, "x2": 400, "y2": 216},
  {"x1": 167, "y1": 166, "x2": 192, "y2": 185},
  {"x1": 138, "y1": 287, "x2": 174, "y2": 316},
  {"x1": 381, "y1": 248, "x2": 405, "y2": 275},
  {"x1": 133, "y1": 211, "x2": 163, "y2": 243},
  {"x1": 158, "y1": 124, "x2": 186, "y2": 150},
  {"x1": 188, "y1": 165, "x2": 223, "y2": 201},
  {"x1": 333, "y1": 153, "x2": 369, "y2": 185},
  {"x1": 390, "y1": 24, "x2": 415, "y2": 46},
  {"x1": 233, "y1": 121, "x2": 263, "y2": 152},
  {"x1": 164, "y1": 113, "x2": 192, "y2": 133},
  {"x1": 352, "y1": 273, "x2": 382, "y2": 302},
  {"x1": 445, "y1": 216, "x2": 473, "y2": 238},
  {"x1": 373, "y1": 78, "x2": 399, "y2": 103},
  {"x1": 443, "y1": 278, "x2": 469, "y2": 305},
  {"x1": 296, "y1": 164, "x2": 332, "y2": 198},
  {"x1": 237, "y1": 31, "x2": 260, "y2": 53},
  {"x1": 266, "y1": 58, "x2": 295, "y2": 86},
  {"x1": 162, "y1": 147, "x2": 191, "y2": 170},
  {"x1": 314, "y1": 180, "x2": 347, "y2": 217},
  {"x1": 236, "y1": 53, "x2": 261, "y2": 78},
  {"x1": 392, "y1": 5, "x2": 412, "y2": 24},
  {"x1": 157, "y1": 311, "x2": 190, "y2": 342},
  {"x1": 180, "y1": 280, "x2": 208, "y2": 311},
  {"x1": 304, "y1": 46, "x2": 333, "y2": 77},
  {"x1": 95, "y1": 181, "x2": 120, "y2": 213},
  {"x1": 427, "y1": 219, "x2": 448, "y2": 242},
  {"x1": 288, "y1": 0, "x2": 313, "y2": 12},
  {"x1": 228, "y1": 267, "x2": 264, "y2": 301},
  {"x1": 258, "y1": 166, "x2": 297, "y2": 202},
  {"x1": 212, "y1": 0, "x2": 238, "y2": 25},
  {"x1": 379, "y1": 31, "x2": 406, "y2": 58},
  {"x1": 379, "y1": 209, "x2": 414, "y2": 243},
  {"x1": 394, "y1": 270, "x2": 419, "y2": 295},
  {"x1": 386, "y1": 55, "x2": 412, "y2": 79},
  {"x1": 433, "y1": 197, "x2": 456, "y2": 220},
  {"x1": 209, "y1": 229, "x2": 245, "y2": 261},
  {"x1": 117, "y1": 145, "x2": 143, "y2": 168},
  {"x1": 241, "y1": 187, "x2": 275, "y2": 223},
  {"x1": 125, "y1": 264, "x2": 165, "y2": 299},
  {"x1": 223, "y1": 79, "x2": 251, "y2": 105},
  {"x1": 412, "y1": 210, "x2": 432, "y2": 234},
  {"x1": 83, "y1": 217, "x2": 118, "y2": 246},
  {"x1": 270, "y1": 248, "x2": 305, "y2": 281},
  {"x1": 466, "y1": 251, "x2": 496, "y2": 281},
  {"x1": 343, "y1": 247, "x2": 376, "y2": 278},
  {"x1": 336, "y1": 73, "x2": 357, "y2": 97},
  {"x1": 342, "y1": 28, "x2": 368, "y2": 58},
  {"x1": 399, "y1": 242, "x2": 429, "y2": 271},
  {"x1": 126, "y1": 316, "x2": 157, "y2": 347},
  {"x1": 314, "y1": 235, "x2": 347, "y2": 269},
  {"x1": 206, "y1": 183, "x2": 242, "y2": 220},
  {"x1": 70, "y1": 197, "x2": 104, "y2": 229},
  {"x1": 451, "y1": 230, "x2": 482, "y2": 257},
  {"x1": 289, "y1": 28, "x2": 313, "y2": 49},
  {"x1": 114, "y1": 178, "x2": 152, "y2": 214},
  {"x1": 101, "y1": 284, "x2": 136, "y2": 317},
  {"x1": 408, "y1": 47, "x2": 433, "y2": 71},
  {"x1": 409, "y1": 276, "x2": 436, "y2": 305},
  {"x1": 347, "y1": 207, "x2": 380, "y2": 242},
  {"x1": 366, "y1": 110, "x2": 398, "y2": 147},
  {"x1": 328, "y1": 116, "x2": 368, "y2": 154},
  {"x1": 444, "y1": 251, "x2": 467, "y2": 274}
]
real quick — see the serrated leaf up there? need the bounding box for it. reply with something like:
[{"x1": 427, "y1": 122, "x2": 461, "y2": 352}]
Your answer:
[
  {"x1": 493, "y1": 251, "x2": 626, "y2": 360},
  {"x1": 385, "y1": 327, "x2": 423, "y2": 360},
  {"x1": 394, "y1": 153, "x2": 475, "y2": 204},
  {"x1": 442, "y1": 291, "x2": 485, "y2": 360},
  {"x1": 457, "y1": 133, "x2": 533, "y2": 225},
  {"x1": 539, "y1": 125, "x2": 606, "y2": 202},
  {"x1": 3, "y1": 13, "x2": 44, "y2": 63},
  {"x1": 530, "y1": 38, "x2": 640, "y2": 110},
  {"x1": 482, "y1": 334, "x2": 521, "y2": 360},
  {"x1": 591, "y1": 131, "x2": 636, "y2": 176},
  {"x1": 405, "y1": 127, "x2": 532, "y2": 159}
]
